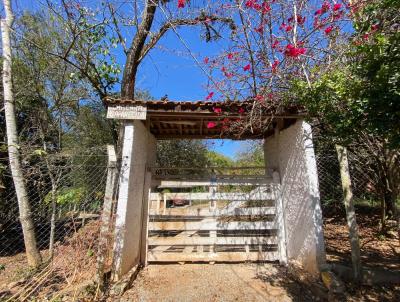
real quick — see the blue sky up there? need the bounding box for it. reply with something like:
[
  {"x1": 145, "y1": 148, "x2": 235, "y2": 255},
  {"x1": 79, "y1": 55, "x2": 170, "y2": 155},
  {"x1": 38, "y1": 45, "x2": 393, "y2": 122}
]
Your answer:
[{"x1": 134, "y1": 26, "x2": 247, "y2": 159}]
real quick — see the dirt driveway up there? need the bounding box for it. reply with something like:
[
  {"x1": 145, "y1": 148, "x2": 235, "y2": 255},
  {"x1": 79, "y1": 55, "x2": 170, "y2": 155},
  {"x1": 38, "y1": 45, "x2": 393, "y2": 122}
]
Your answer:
[{"x1": 115, "y1": 263, "x2": 316, "y2": 302}]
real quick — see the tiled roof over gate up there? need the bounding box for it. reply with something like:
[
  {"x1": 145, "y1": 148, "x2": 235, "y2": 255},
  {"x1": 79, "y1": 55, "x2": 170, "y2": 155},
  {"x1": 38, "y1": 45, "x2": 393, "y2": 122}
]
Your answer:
[{"x1": 104, "y1": 98, "x2": 305, "y2": 139}]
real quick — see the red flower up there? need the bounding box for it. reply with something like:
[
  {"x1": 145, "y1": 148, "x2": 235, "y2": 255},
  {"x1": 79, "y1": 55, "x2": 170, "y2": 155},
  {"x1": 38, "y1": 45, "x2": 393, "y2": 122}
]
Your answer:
[
  {"x1": 245, "y1": 0, "x2": 255, "y2": 8},
  {"x1": 371, "y1": 23, "x2": 379, "y2": 31},
  {"x1": 213, "y1": 107, "x2": 222, "y2": 114},
  {"x1": 207, "y1": 121, "x2": 217, "y2": 129},
  {"x1": 227, "y1": 53, "x2": 234, "y2": 59},
  {"x1": 324, "y1": 25, "x2": 334, "y2": 35},
  {"x1": 203, "y1": 57, "x2": 209, "y2": 64},
  {"x1": 297, "y1": 15, "x2": 306, "y2": 25},
  {"x1": 262, "y1": 3, "x2": 271, "y2": 13},
  {"x1": 321, "y1": 1, "x2": 330, "y2": 13},
  {"x1": 333, "y1": 3, "x2": 342, "y2": 11},
  {"x1": 238, "y1": 107, "x2": 245, "y2": 114},
  {"x1": 178, "y1": 0, "x2": 185, "y2": 8},
  {"x1": 333, "y1": 10, "x2": 343, "y2": 20},
  {"x1": 314, "y1": 9, "x2": 322, "y2": 15},
  {"x1": 205, "y1": 92, "x2": 214, "y2": 100},
  {"x1": 271, "y1": 59, "x2": 279, "y2": 72},
  {"x1": 285, "y1": 25, "x2": 293, "y2": 32},
  {"x1": 272, "y1": 40, "x2": 279, "y2": 48},
  {"x1": 255, "y1": 95, "x2": 264, "y2": 102},
  {"x1": 243, "y1": 64, "x2": 251, "y2": 71},
  {"x1": 285, "y1": 44, "x2": 306, "y2": 57},
  {"x1": 253, "y1": 3, "x2": 262, "y2": 11},
  {"x1": 255, "y1": 24, "x2": 264, "y2": 34},
  {"x1": 224, "y1": 72, "x2": 233, "y2": 78}
]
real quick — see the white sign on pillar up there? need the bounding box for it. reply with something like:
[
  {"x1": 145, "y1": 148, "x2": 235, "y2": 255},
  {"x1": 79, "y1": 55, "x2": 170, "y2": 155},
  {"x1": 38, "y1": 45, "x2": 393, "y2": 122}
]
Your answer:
[{"x1": 107, "y1": 105, "x2": 147, "y2": 120}]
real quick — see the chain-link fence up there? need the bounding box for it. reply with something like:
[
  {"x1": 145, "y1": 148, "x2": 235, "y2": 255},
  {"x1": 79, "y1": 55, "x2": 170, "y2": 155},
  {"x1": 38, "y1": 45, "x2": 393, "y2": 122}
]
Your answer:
[
  {"x1": 316, "y1": 150, "x2": 382, "y2": 210},
  {"x1": 0, "y1": 148, "x2": 384, "y2": 258},
  {"x1": 0, "y1": 148, "x2": 115, "y2": 300},
  {"x1": 0, "y1": 150, "x2": 109, "y2": 257}
]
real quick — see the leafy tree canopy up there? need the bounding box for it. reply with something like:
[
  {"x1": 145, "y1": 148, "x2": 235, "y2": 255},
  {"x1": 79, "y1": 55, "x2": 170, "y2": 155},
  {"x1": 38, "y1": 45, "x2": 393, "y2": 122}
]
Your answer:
[{"x1": 292, "y1": 0, "x2": 400, "y2": 148}]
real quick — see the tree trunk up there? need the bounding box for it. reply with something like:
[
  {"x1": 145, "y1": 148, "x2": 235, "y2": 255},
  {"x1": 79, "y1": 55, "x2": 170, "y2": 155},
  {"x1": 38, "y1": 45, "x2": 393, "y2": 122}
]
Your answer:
[
  {"x1": 1, "y1": 0, "x2": 42, "y2": 267},
  {"x1": 48, "y1": 185, "x2": 57, "y2": 259},
  {"x1": 381, "y1": 197, "x2": 386, "y2": 231},
  {"x1": 336, "y1": 145, "x2": 362, "y2": 281},
  {"x1": 121, "y1": 0, "x2": 157, "y2": 99}
]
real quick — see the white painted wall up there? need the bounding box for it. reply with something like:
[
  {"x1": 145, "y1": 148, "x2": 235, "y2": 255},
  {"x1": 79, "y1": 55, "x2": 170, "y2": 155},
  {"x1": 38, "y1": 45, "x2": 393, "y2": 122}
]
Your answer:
[
  {"x1": 264, "y1": 120, "x2": 326, "y2": 275},
  {"x1": 113, "y1": 121, "x2": 156, "y2": 278}
]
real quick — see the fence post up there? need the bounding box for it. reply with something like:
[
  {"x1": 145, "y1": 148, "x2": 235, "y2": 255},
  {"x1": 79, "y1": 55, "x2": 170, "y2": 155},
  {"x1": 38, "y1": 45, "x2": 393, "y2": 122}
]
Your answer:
[
  {"x1": 273, "y1": 171, "x2": 288, "y2": 265},
  {"x1": 96, "y1": 145, "x2": 118, "y2": 289},
  {"x1": 336, "y1": 144, "x2": 362, "y2": 282},
  {"x1": 140, "y1": 171, "x2": 152, "y2": 266}
]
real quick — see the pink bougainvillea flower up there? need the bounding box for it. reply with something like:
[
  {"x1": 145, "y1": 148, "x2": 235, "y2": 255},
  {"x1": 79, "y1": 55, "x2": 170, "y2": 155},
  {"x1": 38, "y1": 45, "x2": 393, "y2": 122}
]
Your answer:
[
  {"x1": 213, "y1": 107, "x2": 222, "y2": 114},
  {"x1": 285, "y1": 44, "x2": 306, "y2": 57},
  {"x1": 285, "y1": 25, "x2": 293, "y2": 32},
  {"x1": 203, "y1": 57, "x2": 209, "y2": 64},
  {"x1": 178, "y1": 0, "x2": 185, "y2": 8},
  {"x1": 333, "y1": 3, "x2": 342, "y2": 11},
  {"x1": 205, "y1": 92, "x2": 214, "y2": 100},
  {"x1": 243, "y1": 64, "x2": 251, "y2": 71},
  {"x1": 324, "y1": 25, "x2": 334, "y2": 35},
  {"x1": 238, "y1": 107, "x2": 245, "y2": 114},
  {"x1": 207, "y1": 121, "x2": 217, "y2": 129},
  {"x1": 279, "y1": 22, "x2": 287, "y2": 30},
  {"x1": 227, "y1": 53, "x2": 234, "y2": 59}
]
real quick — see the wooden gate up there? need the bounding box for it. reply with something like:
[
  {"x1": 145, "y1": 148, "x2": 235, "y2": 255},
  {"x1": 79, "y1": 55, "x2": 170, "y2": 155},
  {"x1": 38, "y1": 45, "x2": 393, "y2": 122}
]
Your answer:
[{"x1": 146, "y1": 168, "x2": 287, "y2": 264}]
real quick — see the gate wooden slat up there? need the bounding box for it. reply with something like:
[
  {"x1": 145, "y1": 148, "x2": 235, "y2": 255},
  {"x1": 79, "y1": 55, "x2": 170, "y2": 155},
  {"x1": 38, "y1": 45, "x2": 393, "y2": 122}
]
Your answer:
[
  {"x1": 148, "y1": 251, "x2": 279, "y2": 262},
  {"x1": 149, "y1": 221, "x2": 276, "y2": 231},
  {"x1": 149, "y1": 207, "x2": 275, "y2": 216},
  {"x1": 149, "y1": 236, "x2": 278, "y2": 246}
]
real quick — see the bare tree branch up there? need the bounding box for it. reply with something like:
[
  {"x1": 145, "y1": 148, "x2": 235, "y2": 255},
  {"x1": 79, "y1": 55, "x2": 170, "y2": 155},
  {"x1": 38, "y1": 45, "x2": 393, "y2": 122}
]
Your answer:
[{"x1": 138, "y1": 14, "x2": 236, "y2": 63}]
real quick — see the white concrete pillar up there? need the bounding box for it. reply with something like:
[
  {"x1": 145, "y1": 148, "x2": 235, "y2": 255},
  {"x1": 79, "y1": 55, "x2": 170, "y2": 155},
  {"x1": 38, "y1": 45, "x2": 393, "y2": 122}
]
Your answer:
[
  {"x1": 113, "y1": 120, "x2": 156, "y2": 278},
  {"x1": 264, "y1": 119, "x2": 326, "y2": 275}
]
